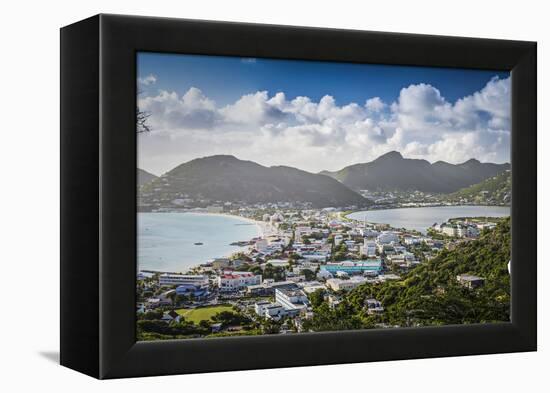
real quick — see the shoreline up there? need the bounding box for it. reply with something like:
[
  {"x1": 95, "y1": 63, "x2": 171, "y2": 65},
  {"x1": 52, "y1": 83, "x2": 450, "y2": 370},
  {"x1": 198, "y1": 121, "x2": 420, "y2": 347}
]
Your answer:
[
  {"x1": 171, "y1": 211, "x2": 275, "y2": 238},
  {"x1": 148, "y1": 210, "x2": 280, "y2": 239},
  {"x1": 138, "y1": 211, "x2": 276, "y2": 275},
  {"x1": 344, "y1": 204, "x2": 511, "y2": 234}
]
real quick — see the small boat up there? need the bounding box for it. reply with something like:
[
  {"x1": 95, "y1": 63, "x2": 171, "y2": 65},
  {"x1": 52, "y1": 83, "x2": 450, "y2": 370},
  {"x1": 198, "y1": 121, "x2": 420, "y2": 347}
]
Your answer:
[{"x1": 194, "y1": 242, "x2": 204, "y2": 245}]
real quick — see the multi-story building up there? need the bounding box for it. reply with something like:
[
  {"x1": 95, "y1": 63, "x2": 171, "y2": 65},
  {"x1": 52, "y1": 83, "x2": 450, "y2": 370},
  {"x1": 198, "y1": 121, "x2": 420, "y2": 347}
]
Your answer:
[
  {"x1": 275, "y1": 288, "x2": 310, "y2": 315},
  {"x1": 255, "y1": 302, "x2": 287, "y2": 320},
  {"x1": 360, "y1": 239, "x2": 377, "y2": 256},
  {"x1": 217, "y1": 272, "x2": 262, "y2": 291},
  {"x1": 159, "y1": 273, "x2": 209, "y2": 287},
  {"x1": 376, "y1": 231, "x2": 399, "y2": 245},
  {"x1": 325, "y1": 276, "x2": 368, "y2": 291},
  {"x1": 175, "y1": 284, "x2": 209, "y2": 299},
  {"x1": 246, "y1": 281, "x2": 299, "y2": 296}
]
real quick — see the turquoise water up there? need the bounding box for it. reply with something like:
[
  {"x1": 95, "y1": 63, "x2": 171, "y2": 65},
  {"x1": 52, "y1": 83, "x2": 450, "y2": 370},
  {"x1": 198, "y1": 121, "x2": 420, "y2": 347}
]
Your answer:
[
  {"x1": 138, "y1": 213, "x2": 261, "y2": 273},
  {"x1": 348, "y1": 205, "x2": 510, "y2": 234}
]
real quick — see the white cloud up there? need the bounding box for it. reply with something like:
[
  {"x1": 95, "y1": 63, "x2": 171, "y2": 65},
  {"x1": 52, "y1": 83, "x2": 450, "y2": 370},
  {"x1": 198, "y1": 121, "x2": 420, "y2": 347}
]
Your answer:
[
  {"x1": 138, "y1": 76, "x2": 511, "y2": 175},
  {"x1": 365, "y1": 97, "x2": 386, "y2": 112},
  {"x1": 138, "y1": 74, "x2": 157, "y2": 86}
]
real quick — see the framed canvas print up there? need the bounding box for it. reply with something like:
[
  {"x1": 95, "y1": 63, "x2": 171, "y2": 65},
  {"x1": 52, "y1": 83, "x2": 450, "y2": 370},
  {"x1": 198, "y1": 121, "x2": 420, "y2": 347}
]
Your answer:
[{"x1": 60, "y1": 14, "x2": 537, "y2": 379}]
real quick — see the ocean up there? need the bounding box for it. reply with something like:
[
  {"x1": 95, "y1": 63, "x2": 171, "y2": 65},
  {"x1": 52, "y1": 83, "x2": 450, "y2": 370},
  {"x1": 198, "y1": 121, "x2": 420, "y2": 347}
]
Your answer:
[{"x1": 138, "y1": 212, "x2": 261, "y2": 273}]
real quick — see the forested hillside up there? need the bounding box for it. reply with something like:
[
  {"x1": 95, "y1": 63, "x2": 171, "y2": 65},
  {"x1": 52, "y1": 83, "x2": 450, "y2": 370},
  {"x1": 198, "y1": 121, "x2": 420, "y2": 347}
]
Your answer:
[{"x1": 304, "y1": 218, "x2": 511, "y2": 331}]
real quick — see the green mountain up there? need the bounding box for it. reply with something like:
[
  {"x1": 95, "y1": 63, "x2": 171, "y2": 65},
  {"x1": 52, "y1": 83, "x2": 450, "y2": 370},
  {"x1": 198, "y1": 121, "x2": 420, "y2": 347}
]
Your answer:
[
  {"x1": 304, "y1": 218, "x2": 511, "y2": 331},
  {"x1": 140, "y1": 155, "x2": 369, "y2": 208},
  {"x1": 138, "y1": 168, "x2": 158, "y2": 186},
  {"x1": 321, "y1": 151, "x2": 510, "y2": 193},
  {"x1": 446, "y1": 170, "x2": 511, "y2": 205}
]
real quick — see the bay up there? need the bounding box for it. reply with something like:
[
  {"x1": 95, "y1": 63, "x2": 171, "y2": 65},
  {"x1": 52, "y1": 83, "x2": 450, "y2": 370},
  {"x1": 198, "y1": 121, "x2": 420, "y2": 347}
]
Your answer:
[
  {"x1": 347, "y1": 205, "x2": 510, "y2": 234},
  {"x1": 138, "y1": 212, "x2": 261, "y2": 273}
]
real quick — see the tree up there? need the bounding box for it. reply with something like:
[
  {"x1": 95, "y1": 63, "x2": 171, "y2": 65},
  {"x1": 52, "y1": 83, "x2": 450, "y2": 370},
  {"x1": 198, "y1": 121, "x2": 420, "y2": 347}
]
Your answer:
[
  {"x1": 303, "y1": 268, "x2": 316, "y2": 281},
  {"x1": 137, "y1": 108, "x2": 151, "y2": 133},
  {"x1": 308, "y1": 289, "x2": 325, "y2": 308},
  {"x1": 141, "y1": 310, "x2": 163, "y2": 320},
  {"x1": 137, "y1": 90, "x2": 152, "y2": 133}
]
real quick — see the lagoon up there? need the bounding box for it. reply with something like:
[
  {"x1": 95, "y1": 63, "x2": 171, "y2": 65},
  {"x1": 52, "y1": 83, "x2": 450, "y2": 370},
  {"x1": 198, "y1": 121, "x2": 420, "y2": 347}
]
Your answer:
[
  {"x1": 347, "y1": 205, "x2": 510, "y2": 234},
  {"x1": 138, "y1": 212, "x2": 261, "y2": 273}
]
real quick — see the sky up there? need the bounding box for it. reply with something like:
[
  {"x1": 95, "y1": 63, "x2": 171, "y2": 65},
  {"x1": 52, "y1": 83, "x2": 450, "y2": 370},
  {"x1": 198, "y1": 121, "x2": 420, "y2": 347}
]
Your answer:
[{"x1": 137, "y1": 52, "x2": 511, "y2": 176}]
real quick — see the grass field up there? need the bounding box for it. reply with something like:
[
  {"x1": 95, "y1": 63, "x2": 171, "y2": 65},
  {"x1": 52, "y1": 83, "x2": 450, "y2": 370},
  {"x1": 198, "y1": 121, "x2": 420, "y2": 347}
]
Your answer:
[{"x1": 175, "y1": 305, "x2": 234, "y2": 323}]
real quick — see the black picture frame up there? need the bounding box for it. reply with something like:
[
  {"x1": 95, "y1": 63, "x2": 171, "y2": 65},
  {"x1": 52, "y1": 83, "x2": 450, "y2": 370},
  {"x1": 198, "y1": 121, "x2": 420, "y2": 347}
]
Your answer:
[{"x1": 60, "y1": 14, "x2": 537, "y2": 379}]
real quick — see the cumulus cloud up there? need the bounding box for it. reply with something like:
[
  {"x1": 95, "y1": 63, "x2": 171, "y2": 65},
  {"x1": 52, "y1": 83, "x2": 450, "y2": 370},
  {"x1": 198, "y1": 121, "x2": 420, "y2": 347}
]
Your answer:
[
  {"x1": 365, "y1": 97, "x2": 386, "y2": 113},
  {"x1": 138, "y1": 74, "x2": 157, "y2": 86},
  {"x1": 138, "y1": 76, "x2": 511, "y2": 174}
]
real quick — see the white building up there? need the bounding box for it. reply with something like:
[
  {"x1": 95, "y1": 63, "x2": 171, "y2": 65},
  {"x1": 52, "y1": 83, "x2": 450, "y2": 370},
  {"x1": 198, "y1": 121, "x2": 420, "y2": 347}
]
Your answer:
[
  {"x1": 362, "y1": 228, "x2": 380, "y2": 238},
  {"x1": 360, "y1": 239, "x2": 377, "y2": 256},
  {"x1": 275, "y1": 288, "x2": 310, "y2": 313},
  {"x1": 254, "y1": 301, "x2": 287, "y2": 320},
  {"x1": 217, "y1": 272, "x2": 262, "y2": 291},
  {"x1": 377, "y1": 274, "x2": 401, "y2": 282},
  {"x1": 365, "y1": 298, "x2": 384, "y2": 314},
  {"x1": 317, "y1": 269, "x2": 333, "y2": 280},
  {"x1": 254, "y1": 300, "x2": 272, "y2": 315},
  {"x1": 159, "y1": 273, "x2": 209, "y2": 287},
  {"x1": 377, "y1": 231, "x2": 399, "y2": 245},
  {"x1": 441, "y1": 223, "x2": 479, "y2": 238},
  {"x1": 295, "y1": 226, "x2": 313, "y2": 241},
  {"x1": 301, "y1": 252, "x2": 329, "y2": 262},
  {"x1": 263, "y1": 304, "x2": 287, "y2": 320},
  {"x1": 326, "y1": 277, "x2": 367, "y2": 291},
  {"x1": 403, "y1": 236, "x2": 423, "y2": 245},
  {"x1": 298, "y1": 281, "x2": 326, "y2": 294},
  {"x1": 285, "y1": 272, "x2": 306, "y2": 283}
]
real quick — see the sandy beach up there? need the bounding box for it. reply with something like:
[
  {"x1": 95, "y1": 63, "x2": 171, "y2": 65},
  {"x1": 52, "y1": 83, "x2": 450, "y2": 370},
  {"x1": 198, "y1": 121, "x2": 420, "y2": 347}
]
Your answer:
[{"x1": 191, "y1": 211, "x2": 278, "y2": 239}]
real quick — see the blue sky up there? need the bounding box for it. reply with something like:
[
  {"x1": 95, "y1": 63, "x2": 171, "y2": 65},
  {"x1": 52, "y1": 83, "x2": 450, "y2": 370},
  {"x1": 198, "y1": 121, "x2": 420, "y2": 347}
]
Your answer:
[
  {"x1": 138, "y1": 52, "x2": 509, "y2": 107},
  {"x1": 137, "y1": 52, "x2": 511, "y2": 175}
]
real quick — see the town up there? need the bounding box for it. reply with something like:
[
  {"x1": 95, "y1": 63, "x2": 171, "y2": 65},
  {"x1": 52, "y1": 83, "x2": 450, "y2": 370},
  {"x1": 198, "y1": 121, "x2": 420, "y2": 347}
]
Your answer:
[{"x1": 137, "y1": 205, "x2": 500, "y2": 340}]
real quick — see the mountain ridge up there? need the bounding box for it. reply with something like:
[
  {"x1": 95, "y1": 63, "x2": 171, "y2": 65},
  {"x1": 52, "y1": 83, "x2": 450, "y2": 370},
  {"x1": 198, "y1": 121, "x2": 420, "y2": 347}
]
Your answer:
[
  {"x1": 320, "y1": 151, "x2": 510, "y2": 193},
  {"x1": 138, "y1": 168, "x2": 158, "y2": 186},
  {"x1": 140, "y1": 155, "x2": 369, "y2": 208}
]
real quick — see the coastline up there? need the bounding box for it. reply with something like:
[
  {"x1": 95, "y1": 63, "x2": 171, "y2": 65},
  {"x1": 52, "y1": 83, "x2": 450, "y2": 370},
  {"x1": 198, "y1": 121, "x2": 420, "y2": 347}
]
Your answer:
[
  {"x1": 138, "y1": 211, "x2": 276, "y2": 275},
  {"x1": 345, "y1": 205, "x2": 511, "y2": 234},
  {"x1": 174, "y1": 211, "x2": 274, "y2": 238}
]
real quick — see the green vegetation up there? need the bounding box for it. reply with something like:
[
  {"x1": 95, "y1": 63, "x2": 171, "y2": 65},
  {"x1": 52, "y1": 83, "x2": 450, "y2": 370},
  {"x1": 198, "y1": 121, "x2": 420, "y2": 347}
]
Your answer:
[
  {"x1": 175, "y1": 305, "x2": 233, "y2": 323},
  {"x1": 261, "y1": 263, "x2": 286, "y2": 281},
  {"x1": 140, "y1": 155, "x2": 368, "y2": 208},
  {"x1": 447, "y1": 170, "x2": 511, "y2": 205},
  {"x1": 333, "y1": 243, "x2": 348, "y2": 261},
  {"x1": 137, "y1": 305, "x2": 255, "y2": 341},
  {"x1": 305, "y1": 218, "x2": 510, "y2": 331},
  {"x1": 321, "y1": 151, "x2": 509, "y2": 193}
]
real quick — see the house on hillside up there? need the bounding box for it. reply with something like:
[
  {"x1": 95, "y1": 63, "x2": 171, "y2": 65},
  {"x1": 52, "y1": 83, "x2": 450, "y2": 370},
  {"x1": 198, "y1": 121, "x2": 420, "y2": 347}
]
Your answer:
[{"x1": 456, "y1": 274, "x2": 485, "y2": 289}]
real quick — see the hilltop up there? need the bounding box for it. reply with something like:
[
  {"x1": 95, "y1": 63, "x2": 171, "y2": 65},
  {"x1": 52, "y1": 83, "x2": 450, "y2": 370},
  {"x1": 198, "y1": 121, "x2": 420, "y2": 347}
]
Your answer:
[
  {"x1": 138, "y1": 168, "x2": 158, "y2": 186},
  {"x1": 321, "y1": 151, "x2": 510, "y2": 193},
  {"x1": 140, "y1": 155, "x2": 369, "y2": 208}
]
